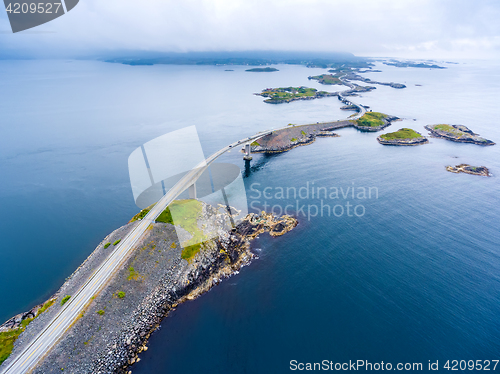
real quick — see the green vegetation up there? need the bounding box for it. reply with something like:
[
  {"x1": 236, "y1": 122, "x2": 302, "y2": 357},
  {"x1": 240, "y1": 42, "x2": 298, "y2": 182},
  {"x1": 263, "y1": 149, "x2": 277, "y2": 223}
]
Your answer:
[
  {"x1": 0, "y1": 329, "x2": 23, "y2": 365},
  {"x1": 290, "y1": 138, "x2": 298, "y2": 142},
  {"x1": 181, "y1": 243, "x2": 202, "y2": 260},
  {"x1": 434, "y1": 124, "x2": 456, "y2": 132},
  {"x1": 156, "y1": 206, "x2": 174, "y2": 224},
  {"x1": 0, "y1": 299, "x2": 56, "y2": 364},
  {"x1": 245, "y1": 67, "x2": 278, "y2": 72},
  {"x1": 127, "y1": 266, "x2": 141, "y2": 281},
  {"x1": 250, "y1": 141, "x2": 260, "y2": 146},
  {"x1": 157, "y1": 200, "x2": 207, "y2": 261},
  {"x1": 301, "y1": 130, "x2": 307, "y2": 136},
  {"x1": 259, "y1": 86, "x2": 319, "y2": 103},
  {"x1": 309, "y1": 74, "x2": 343, "y2": 85},
  {"x1": 60, "y1": 295, "x2": 71, "y2": 306},
  {"x1": 355, "y1": 112, "x2": 388, "y2": 128},
  {"x1": 129, "y1": 208, "x2": 151, "y2": 222},
  {"x1": 117, "y1": 291, "x2": 126, "y2": 299},
  {"x1": 170, "y1": 242, "x2": 177, "y2": 249},
  {"x1": 432, "y1": 124, "x2": 468, "y2": 137},
  {"x1": 104, "y1": 243, "x2": 111, "y2": 249},
  {"x1": 97, "y1": 310, "x2": 105, "y2": 316},
  {"x1": 37, "y1": 299, "x2": 55, "y2": 315},
  {"x1": 380, "y1": 128, "x2": 423, "y2": 140},
  {"x1": 113, "y1": 239, "x2": 121, "y2": 246}
]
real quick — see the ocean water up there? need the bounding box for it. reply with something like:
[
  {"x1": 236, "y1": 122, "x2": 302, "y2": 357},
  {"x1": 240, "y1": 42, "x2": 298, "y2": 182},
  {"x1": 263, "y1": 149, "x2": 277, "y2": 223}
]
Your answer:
[{"x1": 0, "y1": 59, "x2": 499, "y2": 373}]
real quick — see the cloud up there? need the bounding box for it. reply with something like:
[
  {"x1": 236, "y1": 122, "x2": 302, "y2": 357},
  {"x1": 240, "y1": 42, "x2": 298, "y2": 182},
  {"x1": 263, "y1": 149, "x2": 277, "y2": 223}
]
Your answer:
[{"x1": 1, "y1": 0, "x2": 499, "y2": 58}]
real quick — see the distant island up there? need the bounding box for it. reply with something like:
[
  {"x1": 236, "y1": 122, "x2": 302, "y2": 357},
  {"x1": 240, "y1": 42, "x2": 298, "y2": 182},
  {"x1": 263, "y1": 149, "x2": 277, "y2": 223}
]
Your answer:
[
  {"x1": 446, "y1": 164, "x2": 490, "y2": 177},
  {"x1": 377, "y1": 128, "x2": 428, "y2": 145},
  {"x1": 256, "y1": 86, "x2": 336, "y2": 104},
  {"x1": 351, "y1": 112, "x2": 399, "y2": 132},
  {"x1": 425, "y1": 124, "x2": 495, "y2": 146},
  {"x1": 245, "y1": 67, "x2": 278, "y2": 72},
  {"x1": 383, "y1": 60, "x2": 446, "y2": 69}
]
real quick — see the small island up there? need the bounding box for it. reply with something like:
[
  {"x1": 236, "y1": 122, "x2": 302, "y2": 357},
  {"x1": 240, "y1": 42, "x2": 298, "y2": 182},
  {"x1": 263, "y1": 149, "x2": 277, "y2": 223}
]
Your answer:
[
  {"x1": 308, "y1": 74, "x2": 344, "y2": 85},
  {"x1": 446, "y1": 164, "x2": 491, "y2": 177},
  {"x1": 351, "y1": 112, "x2": 399, "y2": 132},
  {"x1": 425, "y1": 124, "x2": 495, "y2": 146},
  {"x1": 256, "y1": 86, "x2": 336, "y2": 104},
  {"x1": 0, "y1": 201, "x2": 297, "y2": 372},
  {"x1": 245, "y1": 67, "x2": 278, "y2": 72},
  {"x1": 377, "y1": 128, "x2": 428, "y2": 145}
]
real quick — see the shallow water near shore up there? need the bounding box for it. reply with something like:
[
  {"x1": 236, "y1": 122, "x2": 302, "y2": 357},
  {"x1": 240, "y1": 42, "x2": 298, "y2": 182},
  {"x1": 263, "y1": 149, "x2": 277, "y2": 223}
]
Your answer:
[{"x1": 1, "y1": 59, "x2": 499, "y2": 372}]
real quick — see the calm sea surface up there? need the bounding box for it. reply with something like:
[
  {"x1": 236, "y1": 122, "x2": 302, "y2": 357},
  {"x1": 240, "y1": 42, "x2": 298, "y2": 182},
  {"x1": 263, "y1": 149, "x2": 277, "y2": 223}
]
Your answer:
[{"x1": 0, "y1": 59, "x2": 499, "y2": 373}]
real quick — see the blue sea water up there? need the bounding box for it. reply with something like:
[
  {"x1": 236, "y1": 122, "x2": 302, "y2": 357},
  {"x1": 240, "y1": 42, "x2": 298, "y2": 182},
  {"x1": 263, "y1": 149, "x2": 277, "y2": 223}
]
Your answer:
[{"x1": 0, "y1": 59, "x2": 499, "y2": 373}]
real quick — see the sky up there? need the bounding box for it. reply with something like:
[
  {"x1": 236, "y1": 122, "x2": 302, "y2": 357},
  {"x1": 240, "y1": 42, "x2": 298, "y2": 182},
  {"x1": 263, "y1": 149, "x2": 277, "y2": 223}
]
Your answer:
[{"x1": 1, "y1": 0, "x2": 500, "y2": 59}]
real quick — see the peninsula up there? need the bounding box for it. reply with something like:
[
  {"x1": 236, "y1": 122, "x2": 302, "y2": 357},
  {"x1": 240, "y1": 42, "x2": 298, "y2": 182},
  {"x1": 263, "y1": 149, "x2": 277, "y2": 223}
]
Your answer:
[
  {"x1": 245, "y1": 67, "x2": 278, "y2": 72},
  {"x1": 256, "y1": 86, "x2": 336, "y2": 104},
  {"x1": 425, "y1": 124, "x2": 495, "y2": 146},
  {"x1": 377, "y1": 128, "x2": 428, "y2": 145}
]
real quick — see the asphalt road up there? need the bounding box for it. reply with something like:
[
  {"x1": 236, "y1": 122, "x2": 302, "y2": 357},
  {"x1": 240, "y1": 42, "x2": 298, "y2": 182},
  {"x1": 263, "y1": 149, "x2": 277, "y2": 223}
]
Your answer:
[{"x1": 1, "y1": 81, "x2": 365, "y2": 374}]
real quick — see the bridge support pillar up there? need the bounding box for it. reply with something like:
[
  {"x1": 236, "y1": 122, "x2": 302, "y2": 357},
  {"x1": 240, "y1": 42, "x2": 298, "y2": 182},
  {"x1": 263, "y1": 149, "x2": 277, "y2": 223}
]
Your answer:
[
  {"x1": 188, "y1": 183, "x2": 197, "y2": 199},
  {"x1": 243, "y1": 143, "x2": 252, "y2": 161}
]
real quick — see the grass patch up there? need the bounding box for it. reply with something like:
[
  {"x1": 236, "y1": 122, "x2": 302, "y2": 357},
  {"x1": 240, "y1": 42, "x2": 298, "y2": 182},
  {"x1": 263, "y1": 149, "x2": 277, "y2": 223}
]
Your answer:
[
  {"x1": 127, "y1": 266, "x2": 141, "y2": 281},
  {"x1": 432, "y1": 124, "x2": 467, "y2": 137},
  {"x1": 290, "y1": 138, "x2": 297, "y2": 142},
  {"x1": 250, "y1": 141, "x2": 260, "y2": 146},
  {"x1": 355, "y1": 112, "x2": 387, "y2": 127},
  {"x1": 380, "y1": 128, "x2": 423, "y2": 140},
  {"x1": 96, "y1": 310, "x2": 105, "y2": 316},
  {"x1": 170, "y1": 242, "x2": 177, "y2": 249},
  {"x1": 113, "y1": 239, "x2": 121, "y2": 246},
  {"x1": 259, "y1": 86, "x2": 318, "y2": 102},
  {"x1": 245, "y1": 67, "x2": 278, "y2": 72},
  {"x1": 0, "y1": 329, "x2": 23, "y2": 365},
  {"x1": 60, "y1": 295, "x2": 71, "y2": 306},
  {"x1": 301, "y1": 130, "x2": 307, "y2": 136},
  {"x1": 159, "y1": 200, "x2": 207, "y2": 261},
  {"x1": 0, "y1": 299, "x2": 56, "y2": 364},
  {"x1": 104, "y1": 243, "x2": 111, "y2": 249},
  {"x1": 117, "y1": 291, "x2": 125, "y2": 299}
]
